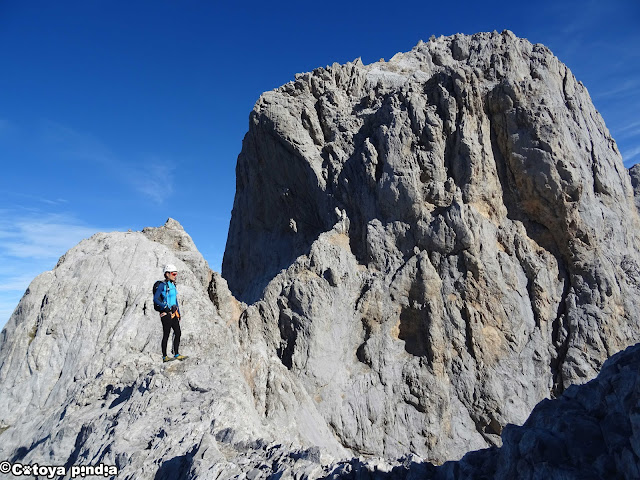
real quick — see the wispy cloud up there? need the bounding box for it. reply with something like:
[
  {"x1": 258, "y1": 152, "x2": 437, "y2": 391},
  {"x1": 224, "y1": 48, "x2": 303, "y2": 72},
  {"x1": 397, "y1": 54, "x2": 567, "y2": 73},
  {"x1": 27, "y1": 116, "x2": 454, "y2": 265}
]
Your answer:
[
  {"x1": 126, "y1": 156, "x2": 175, "y2": 204},
  {"x1": 622, "y1": 146, "x2": 640, "y2": 167},
  {"x1": 0, "y1": 272, "x2": 43, "y2": 293},
  {"x1": 615, "y1": 121, "x2": 640, "y2": 140},
  {"x1": 593, "y1": 79, "x2": 640, "y2": 101},
  {"x1": 0, "y1": 292, "x2": 24, "y2": 327},
  {"x1": 0, "y1": 213, "x2": 99, "y2": 259},
  {"x1": 41, "y1": 120, "x2": 176, "y2": 204},
  {"x1": 555, "y1": 11, "x2": 595, "y2": 41},
  {"x1": 0, "y1": 271, "x2": 45, "y2": 324},
  {"x1": 0, "y1": 210, "x2": 114, "y2": 327},
  {"x1": 42, "y1": 121, "x2": 110, "y2": 159},
  {"x1": 7, "y1": 192, "x2": 69, "y2": 207},
  {"x1": 541, "y1": 0, "x2": 604, "y2": 57}
]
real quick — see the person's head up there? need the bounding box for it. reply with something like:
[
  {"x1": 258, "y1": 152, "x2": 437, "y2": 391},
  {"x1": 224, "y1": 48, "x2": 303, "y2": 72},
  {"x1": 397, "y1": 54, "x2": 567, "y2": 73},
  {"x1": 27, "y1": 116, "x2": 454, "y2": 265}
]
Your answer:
[{"x1": 164, "y1": 264, "x2": 178, "y2": 282}]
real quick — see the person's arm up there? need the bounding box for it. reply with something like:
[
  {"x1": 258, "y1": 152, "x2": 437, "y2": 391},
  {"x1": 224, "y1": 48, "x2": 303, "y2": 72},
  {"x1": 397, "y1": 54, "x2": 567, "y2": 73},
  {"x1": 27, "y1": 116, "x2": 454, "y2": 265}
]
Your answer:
[{"x1": 171, "y1": 294, "x2": 181, "y2": 318}]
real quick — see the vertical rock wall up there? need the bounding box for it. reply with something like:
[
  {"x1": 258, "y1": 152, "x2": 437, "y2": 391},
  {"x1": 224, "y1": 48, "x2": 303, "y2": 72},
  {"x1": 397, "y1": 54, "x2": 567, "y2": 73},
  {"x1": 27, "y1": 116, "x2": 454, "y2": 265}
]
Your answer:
[{"x1": 223, "y1": 31, "x2": 640, "y2": 462}]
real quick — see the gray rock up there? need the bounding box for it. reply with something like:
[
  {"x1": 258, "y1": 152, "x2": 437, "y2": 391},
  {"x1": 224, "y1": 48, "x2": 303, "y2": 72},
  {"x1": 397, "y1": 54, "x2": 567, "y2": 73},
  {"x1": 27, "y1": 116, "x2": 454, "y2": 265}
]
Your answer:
[
  {"x1": 0, "y1": 219, "x2": 346, "y2": 479},
  {"x1": 325, "y1": 342, "x2": 640, "y2": 479},
  {"x1": 629, "y1": 164, "x2": 640, "y2": 211},
  {"x1": 224, "y1": 30, "x2": 640, "y2": 462}
]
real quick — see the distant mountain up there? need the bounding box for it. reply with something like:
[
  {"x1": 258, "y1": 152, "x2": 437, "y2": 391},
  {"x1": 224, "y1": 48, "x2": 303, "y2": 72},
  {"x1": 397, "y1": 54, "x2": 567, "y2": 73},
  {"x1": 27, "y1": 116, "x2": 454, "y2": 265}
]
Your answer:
[{"x1": 2, "y1": 31, "x2": 639, "y2": 478}]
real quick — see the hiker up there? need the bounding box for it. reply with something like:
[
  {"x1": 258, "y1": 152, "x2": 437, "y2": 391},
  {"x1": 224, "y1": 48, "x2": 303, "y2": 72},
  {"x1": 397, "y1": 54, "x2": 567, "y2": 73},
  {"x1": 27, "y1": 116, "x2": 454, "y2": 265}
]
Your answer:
[{"x1": 153, "y1": 264, "x2": 186, "y2": 362}]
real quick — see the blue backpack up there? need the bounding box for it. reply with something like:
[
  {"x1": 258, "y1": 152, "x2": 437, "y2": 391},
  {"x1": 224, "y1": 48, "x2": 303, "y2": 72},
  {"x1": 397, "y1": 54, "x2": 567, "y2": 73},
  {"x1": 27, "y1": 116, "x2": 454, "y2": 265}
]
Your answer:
[{"x1": 152, "y1": 281, "x2": 167, "y2": 312}]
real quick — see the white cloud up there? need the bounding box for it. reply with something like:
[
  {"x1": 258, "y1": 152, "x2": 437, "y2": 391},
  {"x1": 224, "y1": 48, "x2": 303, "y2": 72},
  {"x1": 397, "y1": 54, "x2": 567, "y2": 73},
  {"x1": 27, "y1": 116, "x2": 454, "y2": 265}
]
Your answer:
[
  {"x1": 0, "y1": 272, "x2": 41, "y2": 292},
  {"x1": 41, "y1": 121, "x2": 176, "y2": 204},
  {"x1": 124, "y1": 157, "x2": 175, "y2": 204},
  {"x1": 0, "y1": 292, "x2": 23, "y2": 328},
  {"x1": 0, "y1": 212, "x2": 100, "y2": 259},
  {"x1": 0, "y1": 271, "x2": 45, "y2": 328},
  {"x1": 0, "y1": 211, "x2": 114, "y2": 328},
  {"x1": 622, "y1": 146, "x2": 640, "y2": 167},
  {"x1": 7, "y1": 192, "x2": 68, "y2": 208},
  {"x1": 594, "y1": 80, "x2": 640, "y2": 101},
  {"x1": 615, "y1": 121, "x2": 640, "y2": 140},
  {"x1": 0, "y1": 272, "x2": 42, "y2": 328}
]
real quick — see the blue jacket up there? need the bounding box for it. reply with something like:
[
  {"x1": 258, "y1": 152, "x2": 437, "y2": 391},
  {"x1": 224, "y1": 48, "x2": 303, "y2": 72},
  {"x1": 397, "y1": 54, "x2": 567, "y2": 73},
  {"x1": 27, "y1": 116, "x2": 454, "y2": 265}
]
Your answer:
[{"x1": 153, "y1": 280, "x2": 180, "y2": 315}]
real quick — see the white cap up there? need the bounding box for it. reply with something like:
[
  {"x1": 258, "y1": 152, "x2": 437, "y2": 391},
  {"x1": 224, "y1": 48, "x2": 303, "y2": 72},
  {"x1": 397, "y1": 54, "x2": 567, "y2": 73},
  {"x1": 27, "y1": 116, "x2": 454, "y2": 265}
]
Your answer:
[{"x1": 164, "y1": 264, "x2": 178, "y2": 273}]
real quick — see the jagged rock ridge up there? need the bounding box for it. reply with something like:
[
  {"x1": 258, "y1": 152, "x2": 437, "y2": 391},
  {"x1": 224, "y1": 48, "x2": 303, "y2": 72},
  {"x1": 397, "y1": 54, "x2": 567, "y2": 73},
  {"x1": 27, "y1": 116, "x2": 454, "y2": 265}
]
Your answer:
[
  {"x1": 1, "y1": 31, "x2": 639, "y2": 478},
  {"x1": 0, "y1": 219, "x2": 346, "y2": 478},
  {"x1": 630, "y1": 164, "x2": 640, "y2": 211}
]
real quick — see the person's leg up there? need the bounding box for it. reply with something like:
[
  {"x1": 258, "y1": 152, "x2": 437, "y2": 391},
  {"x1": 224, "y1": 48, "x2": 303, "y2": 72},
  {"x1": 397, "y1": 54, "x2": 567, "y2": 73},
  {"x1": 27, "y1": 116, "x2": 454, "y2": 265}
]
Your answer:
[
  {"x1": 161, "y1": 314, "x2": 172, "y2": 357},
  {"x1": 171, "y1": 316, "x2": 181, "y2": 355}
]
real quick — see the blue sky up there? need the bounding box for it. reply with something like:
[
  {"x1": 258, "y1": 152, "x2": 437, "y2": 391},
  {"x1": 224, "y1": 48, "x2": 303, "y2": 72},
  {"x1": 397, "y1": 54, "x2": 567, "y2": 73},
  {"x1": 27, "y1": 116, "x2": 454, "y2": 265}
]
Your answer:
[{"x1": 1, "y1": 0, "x2": 639, "y2": 325}]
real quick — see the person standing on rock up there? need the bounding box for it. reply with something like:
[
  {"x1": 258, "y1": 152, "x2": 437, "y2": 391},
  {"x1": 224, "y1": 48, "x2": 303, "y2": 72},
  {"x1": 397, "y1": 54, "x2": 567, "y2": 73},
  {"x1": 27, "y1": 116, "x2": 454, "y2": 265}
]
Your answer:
[{"x1": 153, "y1": 264, "x2": 186, "y2": 362}]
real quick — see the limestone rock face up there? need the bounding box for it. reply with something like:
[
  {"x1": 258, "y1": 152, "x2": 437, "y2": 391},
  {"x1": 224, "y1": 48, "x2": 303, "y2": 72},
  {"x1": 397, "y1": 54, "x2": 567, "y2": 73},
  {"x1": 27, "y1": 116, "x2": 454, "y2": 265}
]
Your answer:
[
  {"x1": 327, "y1": 342, "x2": 640, "y2": 479},
  {"x1": 0, "y1": 219, "x2": 345, "y2": 478},
  {"x1": 224, "y1": 31, "x2": 640, "y2": 462},
  {"x1": 630, "y1": 164, "x2": 640, "y2": 211}
]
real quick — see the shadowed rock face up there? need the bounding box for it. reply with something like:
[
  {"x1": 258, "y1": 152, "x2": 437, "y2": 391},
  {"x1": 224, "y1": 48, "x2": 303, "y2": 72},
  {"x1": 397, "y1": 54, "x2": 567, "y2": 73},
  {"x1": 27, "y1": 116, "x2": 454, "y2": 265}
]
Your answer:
[
  {"x1": 630, "y1": 164, "x2": 640, "y2": 211},
  {"x1": 2, "y1": 32, "x2": 640, "y2": 478},
  {"x1": 224, "y1": 30, "x2": 640, "y2": 461}
]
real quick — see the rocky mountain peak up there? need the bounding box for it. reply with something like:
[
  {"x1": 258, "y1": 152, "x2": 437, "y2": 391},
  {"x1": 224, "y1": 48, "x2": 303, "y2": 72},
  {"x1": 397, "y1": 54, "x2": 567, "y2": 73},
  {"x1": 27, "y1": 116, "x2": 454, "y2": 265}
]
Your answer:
[
  {"x1": 222, "y1": 29, "x2": 640, "y2": 461},
  {"x1": 142, "y1": 218, "x2": 211, "y2": 288},
  {"x1": 224, "y1": 30, "x2": 637, "y2": 304},
  {"x1": 1, "y1": 32, "x2": 640, "y2": 478},
  {"x1": 142, "y1": 217, "x2": 192, "y2": 250}
]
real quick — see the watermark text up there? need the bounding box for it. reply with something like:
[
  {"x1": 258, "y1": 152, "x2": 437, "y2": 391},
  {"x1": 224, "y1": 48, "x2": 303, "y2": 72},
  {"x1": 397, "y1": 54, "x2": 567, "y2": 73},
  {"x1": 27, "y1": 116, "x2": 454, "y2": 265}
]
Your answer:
[{"x1": 0, "y1": 461, "x2": 118, "y2": 478}]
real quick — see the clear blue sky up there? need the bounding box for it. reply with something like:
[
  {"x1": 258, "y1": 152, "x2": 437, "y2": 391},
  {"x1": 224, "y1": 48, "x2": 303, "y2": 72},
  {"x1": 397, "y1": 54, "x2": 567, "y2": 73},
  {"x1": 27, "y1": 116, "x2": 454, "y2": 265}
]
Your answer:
[{"x1": 1, "y1": 0, "x2": 639, "y2": 324}]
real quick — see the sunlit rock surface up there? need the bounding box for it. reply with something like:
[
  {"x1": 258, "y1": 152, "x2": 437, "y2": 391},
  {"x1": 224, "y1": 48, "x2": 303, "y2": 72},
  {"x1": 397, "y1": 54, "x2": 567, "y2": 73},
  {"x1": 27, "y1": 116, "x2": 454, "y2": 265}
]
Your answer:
[{"x1": 224, "y1": 30, "x2": 640, "y2": 462}]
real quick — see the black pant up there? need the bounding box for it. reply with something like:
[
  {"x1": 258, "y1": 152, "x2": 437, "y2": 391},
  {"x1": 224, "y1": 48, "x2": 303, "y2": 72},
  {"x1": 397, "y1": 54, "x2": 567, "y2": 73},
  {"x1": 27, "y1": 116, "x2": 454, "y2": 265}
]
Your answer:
[{"x1": 161, "y1": 313, "x2": 181, "y2": 357}]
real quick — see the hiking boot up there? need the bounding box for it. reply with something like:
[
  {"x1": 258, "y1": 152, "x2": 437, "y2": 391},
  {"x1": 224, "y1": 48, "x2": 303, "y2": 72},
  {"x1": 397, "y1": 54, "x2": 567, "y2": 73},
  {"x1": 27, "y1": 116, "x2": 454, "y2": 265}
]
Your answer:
[
  {"x1": 174, "y1": 354, "x2": 186, "y2": 360},
  {"x1": 163, "y1": 356, "x2": 173, "y2": 363}
]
